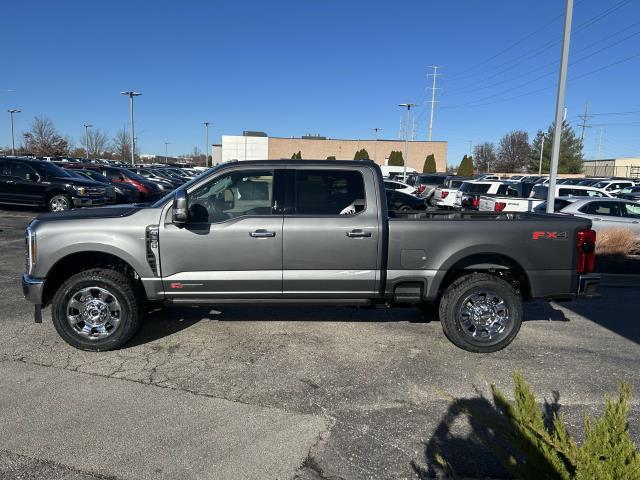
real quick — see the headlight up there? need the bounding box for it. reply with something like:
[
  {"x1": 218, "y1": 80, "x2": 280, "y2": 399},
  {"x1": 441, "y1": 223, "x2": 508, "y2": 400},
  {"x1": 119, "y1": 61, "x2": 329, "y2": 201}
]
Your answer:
[
  {"x1": 73, "y1": 186, "x2": 86, "y2": 195},
  {"x1": 25, "y1": 227, "x2": 36, "y2": 275}
]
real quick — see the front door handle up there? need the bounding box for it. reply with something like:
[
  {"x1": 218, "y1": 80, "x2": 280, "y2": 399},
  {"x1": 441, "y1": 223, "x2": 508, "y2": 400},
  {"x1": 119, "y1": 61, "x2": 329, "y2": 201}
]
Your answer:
[
  {"x1": 250, "y1": 229, "x2": 276, "y2": 238},
  {"x1": 346, "y1": 229, "x2": 372, "y2": 238}
]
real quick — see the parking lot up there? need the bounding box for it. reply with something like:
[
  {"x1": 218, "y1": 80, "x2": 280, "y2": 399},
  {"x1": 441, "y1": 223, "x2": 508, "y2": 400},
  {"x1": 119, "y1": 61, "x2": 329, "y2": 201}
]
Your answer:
[{"x1": 1, "y1": 207, "x2": 639, "y2": 479}]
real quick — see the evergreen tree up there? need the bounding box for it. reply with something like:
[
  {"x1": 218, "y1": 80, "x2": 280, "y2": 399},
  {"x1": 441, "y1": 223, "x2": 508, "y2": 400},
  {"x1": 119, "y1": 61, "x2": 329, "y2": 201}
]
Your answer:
[
  {"x1": 388, "y1": 150, "x2": 404, "y2": 166},
  {"x1": 353, "y1": 148, "x2": 370, "y2": 160},
  {"x1": 326, "y1": 155, "x2": 336, "y2": 160},
  {"x1": 528, "y1": 121, "x2": 583, "y2": 174},
  {"x1": 291, "y1": 151, "x2": 302, "y2": 159},
  {"x1": 457, "y1": 155, "x2": 474, "y2": 176},
  {"x1": 422, "y1": 153, "x2": 436, "y2": 173}
]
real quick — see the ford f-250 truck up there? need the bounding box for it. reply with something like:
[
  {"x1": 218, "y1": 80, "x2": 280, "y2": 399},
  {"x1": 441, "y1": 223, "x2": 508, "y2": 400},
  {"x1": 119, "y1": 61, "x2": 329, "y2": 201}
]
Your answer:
[{"x1": 22, "y1": 160, "x2": 600, "y2": 353}]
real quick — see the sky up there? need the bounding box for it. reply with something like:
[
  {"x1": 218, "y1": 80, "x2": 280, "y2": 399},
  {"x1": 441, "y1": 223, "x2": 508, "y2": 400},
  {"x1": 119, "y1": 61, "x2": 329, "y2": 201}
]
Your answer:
[{"x1": 1, "y1": 0, "x2": 639, "y2": 165}]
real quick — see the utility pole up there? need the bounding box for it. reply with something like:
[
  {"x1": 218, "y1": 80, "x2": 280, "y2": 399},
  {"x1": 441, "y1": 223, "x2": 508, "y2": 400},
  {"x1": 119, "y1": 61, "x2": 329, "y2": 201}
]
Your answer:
[
  {"x1": 83, "y1": 124, "x2": 93, "y2": 159},
  {"x1": 202, "y1": 122, "x2": 210, "y2": 167},
  {"x1": 7, "y1": 109, "x2": 20, "y2": 156},
  {"x1": 427, "y1": 65, "x2": 440, "y2": 141},
  {"x1": 120, "y1": 91, "x2": 141, "y2": 165},
  {"x1": 538, "y1": 133, "x2": 547, "y2": 175},
  {"x1": 164, "y1": 142, "x2": 170, "y2": 164},
  {"x1": 371, "y1": 127, "x2": 382, "y2": 163},
  {"x1": 411, "y1": 117, "x2": 416, "y2": 141},
  {"x1": 546, "y1": 0, "x2": 573, "y2": 214},
  {"x1": 398, "y1": 103, "x2": 416, "y2": 180},
  {"x1": 398, "y1": 117, "x2": 403, "y2": 140},
  {"x1": 578, "y1": 101, "x2": 592, "y2": 143}
]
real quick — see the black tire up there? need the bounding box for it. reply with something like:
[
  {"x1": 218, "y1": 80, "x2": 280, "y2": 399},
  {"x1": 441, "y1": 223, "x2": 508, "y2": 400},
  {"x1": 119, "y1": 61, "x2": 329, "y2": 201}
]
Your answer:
[
  {"x1": 48, "y1": 193, "x2": 73, "y2": 212},
  {"x1": 51, "y1": 268, "x2": 143, "y2": 351},
  {"x1": 438, "y1": 273, "x2": 522, "y2": 353}
]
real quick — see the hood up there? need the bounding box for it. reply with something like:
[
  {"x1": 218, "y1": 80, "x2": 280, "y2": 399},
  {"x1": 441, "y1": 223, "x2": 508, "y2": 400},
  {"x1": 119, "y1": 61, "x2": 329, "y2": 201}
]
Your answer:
[
  {"x1": 35, "y1": 204, "x2": 142, "y2": 222},
  {"x1": 50, "y1": 176, "x2": 105, "y2": 188}
]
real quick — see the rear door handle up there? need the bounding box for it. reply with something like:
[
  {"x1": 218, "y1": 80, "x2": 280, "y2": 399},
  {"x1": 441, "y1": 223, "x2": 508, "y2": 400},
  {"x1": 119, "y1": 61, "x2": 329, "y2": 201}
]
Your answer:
[
  {"x1": 346, "y1": 229, "x2": 372, "y2": 238},
  {"x1": 250, "y1": 229, "x2": 276, "y2": 238}
]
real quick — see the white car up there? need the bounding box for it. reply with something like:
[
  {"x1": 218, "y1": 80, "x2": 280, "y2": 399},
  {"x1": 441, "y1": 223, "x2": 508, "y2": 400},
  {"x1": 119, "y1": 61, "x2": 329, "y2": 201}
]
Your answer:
[
  {"x1": 537, "y1": 197, "x2": 640, "y2": 238},
  {"x1": 454, "y1": 181, "x2": 512, "y2": 209},
  {"x1": 433, "y1": 178, "x2": 468, "y2": 208},
  {"x1": 589, "y1": 180, "x2": 637, "y2": 195},
  {"x1": 383, "y1": 179, "x2": 416, "y2": 195},
  {"x1": 529, "y1": 184, "x2": 612, "y2": 200}
]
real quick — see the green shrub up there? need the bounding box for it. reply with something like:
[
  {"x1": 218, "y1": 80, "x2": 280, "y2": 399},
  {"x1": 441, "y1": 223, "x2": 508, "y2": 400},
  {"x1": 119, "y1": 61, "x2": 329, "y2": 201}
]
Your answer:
[
  {"x1": 388, "y1": 150, "x2": 404, "y2": 166},
  {"x1": 438, "y1": 373, "x2": 640, "y2": 479},
  {"x1": 354, "y1": 148, "x2": 370, "y2": 160},
  {"x1": 423, "y1": 154, "x2": 436, "y2": 173}
]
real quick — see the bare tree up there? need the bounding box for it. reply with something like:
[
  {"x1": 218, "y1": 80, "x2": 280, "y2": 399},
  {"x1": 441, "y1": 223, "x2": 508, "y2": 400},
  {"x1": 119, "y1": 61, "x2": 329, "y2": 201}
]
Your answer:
[
  {"x1": 111, "y1": 128, "x2": 132, "y2": 162},
  {"x1": 473, "y1": 142, "x2": 497, "y2": 173},
  {"x1": 495, "y1": 130, "x2": 530, "y2": 173},
  {"x1": 80, "y1": 128, "x2": 110, "y2": 158},
  {"x1": 22, "y1": 117, "x2": 70, "y2": 156}
]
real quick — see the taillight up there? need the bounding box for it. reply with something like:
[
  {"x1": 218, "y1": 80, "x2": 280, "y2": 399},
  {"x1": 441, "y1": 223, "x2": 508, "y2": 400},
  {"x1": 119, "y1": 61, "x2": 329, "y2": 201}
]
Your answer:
[
  {"x1": 441, "y1": 191, "x2": 449, "y2": 199},
  {"x1": 418, "y1": 185, "x2": 426, "y2": 193},
  {"x1": 471, "y1": 196, "x2": 480, "y2": 208},
  {"x1": 576, "y1": 229, "x2": 596, "y2": 274},
  {"x1": 494, "y1": 201, "x2": 506, "y2": 212}
]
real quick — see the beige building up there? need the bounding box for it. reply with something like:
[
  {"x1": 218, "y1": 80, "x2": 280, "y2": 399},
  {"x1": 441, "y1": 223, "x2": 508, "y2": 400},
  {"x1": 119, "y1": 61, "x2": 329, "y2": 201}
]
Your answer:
[
  {"x1": 221, "y1": 134, "x2": 448, "y2": 172},
  {"x1": 583, "y1": 157, "x2": 640, "y2": 178}
]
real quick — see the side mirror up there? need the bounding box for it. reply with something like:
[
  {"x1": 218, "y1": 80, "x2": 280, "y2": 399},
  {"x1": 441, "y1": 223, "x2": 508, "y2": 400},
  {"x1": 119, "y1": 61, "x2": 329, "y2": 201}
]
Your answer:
[{"x1": 172, "y1": 189, "x2": 188, "y2": 227}]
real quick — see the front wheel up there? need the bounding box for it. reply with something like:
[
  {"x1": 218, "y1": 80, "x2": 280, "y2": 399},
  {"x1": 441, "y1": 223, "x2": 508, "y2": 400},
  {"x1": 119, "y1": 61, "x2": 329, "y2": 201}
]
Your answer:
[
  {"x1": 438, "y1": 273, "x2": 522, "y2": 353},
  {"x1": 51, "y1": 269, "x2": 143, "y2": 351},
  {"x1": 48, "y1": 193, "x2": 72, "y2": 212}
]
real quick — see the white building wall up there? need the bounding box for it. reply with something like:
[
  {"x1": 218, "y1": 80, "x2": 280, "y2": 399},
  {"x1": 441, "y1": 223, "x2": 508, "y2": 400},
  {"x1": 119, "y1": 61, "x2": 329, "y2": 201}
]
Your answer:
[{"x1": 221, "y1": 135, "x2": 268, "y2": 163}]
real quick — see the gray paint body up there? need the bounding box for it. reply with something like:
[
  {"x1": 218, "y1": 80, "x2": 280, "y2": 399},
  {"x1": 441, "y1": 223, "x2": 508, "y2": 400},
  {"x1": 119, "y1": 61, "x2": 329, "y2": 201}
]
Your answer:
[{"x1": 25, "y1": 160, "x2": 592, "y2": 306}]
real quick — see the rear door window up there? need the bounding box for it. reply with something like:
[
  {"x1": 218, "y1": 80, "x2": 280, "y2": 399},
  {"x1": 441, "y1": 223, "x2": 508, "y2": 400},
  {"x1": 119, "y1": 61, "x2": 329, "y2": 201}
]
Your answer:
[
  {"x1": 8, "y1": 161, "x2": 38, "y2": 180},
  {"x1": 579, "y1": 201, "x2": 622, "y2": 217},
  {"x1": 623, "y1": 203, "x2": 640, "y2": 219},
  {"x1": 294, "y1": 170, "x2": 365, "y2": 215}
]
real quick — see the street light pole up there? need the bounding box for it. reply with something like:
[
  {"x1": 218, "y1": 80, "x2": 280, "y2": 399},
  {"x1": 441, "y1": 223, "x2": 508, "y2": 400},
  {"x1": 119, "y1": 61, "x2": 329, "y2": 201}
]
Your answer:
[
  {"x1": 398, "y1": 104, "x2": 416, "y2": 180},
  {"x1": 202, "y1": 122, "x2": 210, "y2": 167},
  {"x1": 538, "y1": 133, "x2": 547, "y2": 175},
  {"x1": 83, "y1": 124, "x2": 93, "y2": 159},
  {"x1": 8, "y1": 109, "x2": 20, "y2": 155},
  {"x1": 164, "y1": 142, "x2": 170, "y2": 164},
  {"x1": 371, "y1": 127, "x2": 381, "y2": 164},
  {"x1": 546, "y1": 0, "x2": 573, "y2": 213},
  {"x1": 120, "y1": 91, "x2": 141, "y2": 165}
]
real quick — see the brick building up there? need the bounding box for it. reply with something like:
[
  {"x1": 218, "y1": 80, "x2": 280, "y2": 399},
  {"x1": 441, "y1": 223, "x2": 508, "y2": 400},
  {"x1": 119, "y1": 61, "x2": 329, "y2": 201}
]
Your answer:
[{"x1": 221, "y1": 133, "x2": 448, "y2": 172}]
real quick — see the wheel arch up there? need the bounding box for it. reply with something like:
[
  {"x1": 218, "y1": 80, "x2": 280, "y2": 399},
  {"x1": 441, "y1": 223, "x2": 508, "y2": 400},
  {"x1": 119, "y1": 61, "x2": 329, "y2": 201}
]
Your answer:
[{"x1": 42, "y1": 251, "x2": 145, "y2": 307}]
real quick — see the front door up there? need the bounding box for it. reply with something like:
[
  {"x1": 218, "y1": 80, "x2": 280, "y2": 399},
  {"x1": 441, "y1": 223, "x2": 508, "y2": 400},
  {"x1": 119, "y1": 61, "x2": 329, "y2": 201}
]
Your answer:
[
  {"x1": 159, "y1": 168, "x2": 283, "y2": 298},
  {"x1": 282, "y1": 167, "x2": 381, "y2": 298},
  {"x1": 4, "y1": 160, "x2": 46, "y2": 206}
]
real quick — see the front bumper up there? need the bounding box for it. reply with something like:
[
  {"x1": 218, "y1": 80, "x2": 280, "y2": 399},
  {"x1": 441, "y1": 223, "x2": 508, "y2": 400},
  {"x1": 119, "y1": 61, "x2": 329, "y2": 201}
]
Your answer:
[
  {"x1": 578, "y1": 273, "x2": 600, "y2": 298},
  {"x1": 22, "y1": 273, "x2": 45, "y2": 304},
  {"x1": 72, "y1": 195, "x2": 108, "y2": 208}
]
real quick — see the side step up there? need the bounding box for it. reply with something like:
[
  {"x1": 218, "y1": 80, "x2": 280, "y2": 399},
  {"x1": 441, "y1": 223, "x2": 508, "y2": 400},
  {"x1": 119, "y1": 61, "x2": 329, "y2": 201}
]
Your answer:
[{"x1": 166, "y1": 298, "x2": 375, "y2": 306}]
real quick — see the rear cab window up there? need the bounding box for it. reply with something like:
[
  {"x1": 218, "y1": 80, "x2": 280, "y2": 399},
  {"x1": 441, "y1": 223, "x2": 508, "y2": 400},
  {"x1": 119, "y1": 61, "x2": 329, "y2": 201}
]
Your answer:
[{"x1": 294, "y1": 169, "x2": 366, "y2": 215}]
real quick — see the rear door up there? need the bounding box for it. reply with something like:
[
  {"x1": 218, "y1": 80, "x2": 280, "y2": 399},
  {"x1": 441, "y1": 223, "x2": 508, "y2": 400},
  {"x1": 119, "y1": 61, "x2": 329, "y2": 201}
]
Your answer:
[{"x1": 282, "y1": 167, "x2": 381, "y2": 298}]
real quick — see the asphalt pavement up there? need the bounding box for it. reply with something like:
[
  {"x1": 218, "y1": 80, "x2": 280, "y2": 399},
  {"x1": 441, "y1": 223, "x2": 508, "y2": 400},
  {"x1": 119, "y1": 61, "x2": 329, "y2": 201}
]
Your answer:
[{"x1": 0, "y1": 208, "x2": 638, "y2": 479}]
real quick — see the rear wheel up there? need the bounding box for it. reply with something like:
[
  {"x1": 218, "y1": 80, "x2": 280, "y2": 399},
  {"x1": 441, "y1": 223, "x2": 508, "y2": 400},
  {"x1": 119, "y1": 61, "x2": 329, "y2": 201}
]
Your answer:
[
  {"x1": 438, "y1": 273, "x2": 522, "y2": 353},
  {"x1": 51, "y1": 268, "x2": 143, "y2": 351},
  {"x1": 48, "y1": 193, "x2": 72, "y2": 212}
]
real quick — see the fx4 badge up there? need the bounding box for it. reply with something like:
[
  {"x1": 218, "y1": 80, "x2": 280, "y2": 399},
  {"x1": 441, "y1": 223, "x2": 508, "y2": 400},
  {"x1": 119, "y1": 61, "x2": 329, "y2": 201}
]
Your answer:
[{"x1": 532, "y1": 231, "x2": 568, "y2": 240}]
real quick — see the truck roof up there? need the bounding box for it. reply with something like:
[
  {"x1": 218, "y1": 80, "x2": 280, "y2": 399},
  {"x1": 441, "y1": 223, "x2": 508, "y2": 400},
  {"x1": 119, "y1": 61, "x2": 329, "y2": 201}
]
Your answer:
[{"x1": 216, "y1": 159, "x2": 378, "y2": 168}]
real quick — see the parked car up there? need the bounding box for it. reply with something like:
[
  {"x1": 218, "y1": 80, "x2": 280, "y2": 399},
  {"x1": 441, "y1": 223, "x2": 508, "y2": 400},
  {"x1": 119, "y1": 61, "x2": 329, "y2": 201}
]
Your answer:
[
  {"x1": 617, "y1": 186, "x2": 640, "y2": 202},
  {"x1": 544, "y1": 197, "x2": 640, "y2": 238},
  {"x1": 383, "y1": 179, "x2": 416, "y2": 195},
  {"x1": 411, "y1": 173, "x2": 449, "y2": 200},
  {"x1": 69, "y1": 169, "x2": 140, "y2": 204},
  {"x1": 533, "y1": 197, "x2": 579, "y2": 213},
  {"x1": 66, "y1": 170, "x2": 117, "y2": 204},
  {"x1": 478, "y1": 183, "x2": 539, "y2": 212},
  {"x1": 0, "y1": 157, "x2": 109, "y2": 212},
  {"x1": 128, "y1": 167, "x2": 184, "y2": 189},
  {"x1": 454, "y1": 181, "x2": 512, "y2": 210},
  {"x1": 433, "y1": 177, "x2": 472, "y2": 209},
  {"x1": 22, "y1": 159, "x2": 599, "y2": 354},
  {"x1": 577, "y1": 178, "x2": 609, "y2": 186},
  {"x1": 385, "y1": 189, "x2": 427, "y2": 211},
  {"x1": 589, "y1": 179, "x2": 637, "y2": 195},
  {"x1": 529, "y1": 184, "x2": 612, "y2": 200}
]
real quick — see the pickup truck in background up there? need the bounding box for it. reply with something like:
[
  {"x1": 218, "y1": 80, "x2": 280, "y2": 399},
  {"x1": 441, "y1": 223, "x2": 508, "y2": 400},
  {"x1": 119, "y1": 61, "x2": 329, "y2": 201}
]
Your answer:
[
  {"x1": 433, "y1": 177, "x2": 472, "y2": 209},
  {"x1": 23, "y1": 160, "x2": 600, "y2": 354},
  {"x1": 478, "y1": 183, "x2": 538, "y2": 213},
  {"x1": 454, "y1": 181, "x2": 511, "y2": 210}
]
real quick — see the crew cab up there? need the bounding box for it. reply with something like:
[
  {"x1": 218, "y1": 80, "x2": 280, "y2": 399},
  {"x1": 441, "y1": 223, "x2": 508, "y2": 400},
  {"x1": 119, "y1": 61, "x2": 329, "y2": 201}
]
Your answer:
[
  {"x1": 22, "y1": 160, "x2": 600, "y2": 353},
  {"x1": 0, "y1": 157, "x2": 109, "y2": 212}
]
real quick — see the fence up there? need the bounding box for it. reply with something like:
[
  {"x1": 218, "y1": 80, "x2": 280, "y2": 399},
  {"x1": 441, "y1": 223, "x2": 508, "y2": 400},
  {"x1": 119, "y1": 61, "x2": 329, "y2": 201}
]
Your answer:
[{"x1": 583, "y1": 164, "x2": 640, "y2": 178}]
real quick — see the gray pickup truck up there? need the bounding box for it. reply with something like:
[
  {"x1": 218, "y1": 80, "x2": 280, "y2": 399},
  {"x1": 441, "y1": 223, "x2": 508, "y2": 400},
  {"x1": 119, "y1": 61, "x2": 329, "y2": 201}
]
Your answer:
[{"x1": 22, "y1": 160, "x2": 600, "y2": 353}]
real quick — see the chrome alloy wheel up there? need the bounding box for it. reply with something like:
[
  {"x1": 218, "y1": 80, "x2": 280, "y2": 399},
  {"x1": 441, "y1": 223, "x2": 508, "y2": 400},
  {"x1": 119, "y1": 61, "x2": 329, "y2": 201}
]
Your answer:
[
  {"x1": 50, "y1": 196, "x2": 70, "y2": 212},
  {"x1": 458, "y1": 291, "x2": 510, "y2": 341},
  {"x1": 66, "y1": 286, "x2": 122, "y2": 339}
]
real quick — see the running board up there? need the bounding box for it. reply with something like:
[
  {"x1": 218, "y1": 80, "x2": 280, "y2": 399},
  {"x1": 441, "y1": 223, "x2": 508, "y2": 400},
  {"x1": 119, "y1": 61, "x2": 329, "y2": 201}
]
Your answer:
[{"x1": 166, "y1": 298, "x2": 375, "y2": 306}]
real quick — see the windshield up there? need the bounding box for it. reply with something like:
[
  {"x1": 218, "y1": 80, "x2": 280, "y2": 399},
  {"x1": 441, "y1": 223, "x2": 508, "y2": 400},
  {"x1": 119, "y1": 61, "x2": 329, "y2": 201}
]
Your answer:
[
  {"x1": 418, "y1": 175, "x2": 445, "y2": 184},
  {"x1": 79, "y1": 169, "x2": 111, "y2": 183},
  {"x1": 459, "y1": 182, "x2": 491, "y2": 194},
  {"x1": 592, "y1": 181, "x2": 609, "y2": 189},
  {"x1": 122, "y1": 169, "x2": 150, "y2": 183}
]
